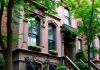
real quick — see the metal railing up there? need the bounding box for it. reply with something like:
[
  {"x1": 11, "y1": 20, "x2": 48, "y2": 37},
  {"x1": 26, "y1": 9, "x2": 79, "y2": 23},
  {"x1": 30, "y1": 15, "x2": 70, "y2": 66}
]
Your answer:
[
  {"x1": 64, "y1": 56, "x2": 80, "y2": 70},
  {"x1": 79, "y1": 59, "x2": 100, "y2": 70},
  {"x1": 90, "y1": 60, "x2": 100, "y2": 70},
  {"x1": 49, "y1": 63, "x2": 56, "y2": 70}
]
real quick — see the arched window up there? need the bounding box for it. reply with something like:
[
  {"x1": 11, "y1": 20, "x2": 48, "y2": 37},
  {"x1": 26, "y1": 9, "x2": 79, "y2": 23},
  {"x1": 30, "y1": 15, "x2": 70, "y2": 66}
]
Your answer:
[
  {"x1": 48, "y1": 24, "x2": 56, "y2": 50},
  {"x1": 28, "y1": 16, "x2": 40, "y2": 46}
]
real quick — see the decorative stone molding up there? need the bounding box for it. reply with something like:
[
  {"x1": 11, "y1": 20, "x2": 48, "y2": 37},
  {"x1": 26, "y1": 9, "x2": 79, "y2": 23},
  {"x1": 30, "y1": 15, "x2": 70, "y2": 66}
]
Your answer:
[{"x1": 48, "y1": 20, "x2": 58, "y2": 27}]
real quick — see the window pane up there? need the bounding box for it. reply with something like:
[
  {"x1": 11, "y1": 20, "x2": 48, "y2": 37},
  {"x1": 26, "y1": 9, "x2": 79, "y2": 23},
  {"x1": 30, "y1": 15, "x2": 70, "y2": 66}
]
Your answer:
[
  {"x1": 64, "y1": 9, "x2": 69, "y2": 17},
  {"x1": 48, "y1": 24, "x2": 56, "y2": 50},
  {"x1": 90, "y1": 41, "x2": 94, "y2": 59},
  {"x1": 48, "y1": 40, "x2": 55, "y2": 50},
  {"x1": 77, "y1": 40, "x2": 82, "y2": 50},
  {"x1": 99, "y1": 37, "x2": 100, "y2": 48},
  {"x1": 28, "y1": 35, "x2": 37, "y2": 45},
  {"x1": 28, "y1": 17, "x2": 38, "y2": 34},
  {"x1": 48, "y1": 25, "x2": 55, "y2": 40},
  {"x1": 64, "y1": 16, "x2": 70, "y2": 25},
  {"x1": 28, "y1": 16, "x2": 40, "y2": 46}
]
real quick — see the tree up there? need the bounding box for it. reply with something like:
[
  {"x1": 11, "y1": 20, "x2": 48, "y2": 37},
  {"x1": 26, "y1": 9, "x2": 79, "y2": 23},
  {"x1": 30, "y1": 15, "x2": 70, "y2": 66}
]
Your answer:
[
  {"x1": 0, "y1": 0, "x2": 56, "y2": 70},
  {"x1": 62, "y1": 0, "x2": 100, "y2": 69}
]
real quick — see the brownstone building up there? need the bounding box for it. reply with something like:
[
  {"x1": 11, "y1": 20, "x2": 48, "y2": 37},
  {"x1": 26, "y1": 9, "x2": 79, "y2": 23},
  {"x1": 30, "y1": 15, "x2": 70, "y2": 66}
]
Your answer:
[{"x1": 1, "y1": 0, "x2": 100, "y2": 70}]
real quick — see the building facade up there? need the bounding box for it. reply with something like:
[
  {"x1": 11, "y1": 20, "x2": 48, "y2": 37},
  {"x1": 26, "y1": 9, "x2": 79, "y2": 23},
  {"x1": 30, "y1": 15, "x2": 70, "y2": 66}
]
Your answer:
[{"x1": 1, "y1": 0, "x2": 100, "y2": 70}]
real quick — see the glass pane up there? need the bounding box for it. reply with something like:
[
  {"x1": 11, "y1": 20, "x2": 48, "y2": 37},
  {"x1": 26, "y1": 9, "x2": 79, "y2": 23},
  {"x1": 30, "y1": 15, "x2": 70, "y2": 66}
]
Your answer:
[
  {"x1": 77, "y1": 40, "x2": 82, "y2": 50},
  {"x1": 28, "y1": 17, "x2": 38, "y2": 34},
  {"x1": 48, "y1": 25, "x2": 55, "y2": 40},
  {"x1": 48, "y1": 40, "x2": 55, "y2": 50},
  {"x1": 90, "y1": 41, "x2": 94, "y2": 59},
  {"x1": 28, "y1": 35, "x2": 37, "y2": 45},
  {"x1": 99, "y1": 37, "x2": 100, "y2": 48},
  {"x1": 64, "y1": 9, "x2": 69, "y2": 17},
  {"x1": 61, "y1": 32, "x2": 64, "y2": 42},
  {"x1": 64, "y1": 16, "x2": 70, "y2": 25},
  {"x1": 90, "y1": 41, "x2": 94, "y2": 47}
]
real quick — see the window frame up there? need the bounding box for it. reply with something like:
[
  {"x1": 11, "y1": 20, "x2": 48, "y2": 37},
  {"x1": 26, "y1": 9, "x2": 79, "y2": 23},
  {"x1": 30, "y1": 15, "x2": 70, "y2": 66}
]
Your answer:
[
  {"x1": 28, "y1": 16, "x2": 40, "y2": 46},
  {"x1": 90, "y1": 40, "x2": 94, "y2": 59},
  {"x1": 64, "y1": 8, "x2": 71, "y2": 25},
  {"x1": 48, "y1": 24, "x2": 56, "y2": 50}
]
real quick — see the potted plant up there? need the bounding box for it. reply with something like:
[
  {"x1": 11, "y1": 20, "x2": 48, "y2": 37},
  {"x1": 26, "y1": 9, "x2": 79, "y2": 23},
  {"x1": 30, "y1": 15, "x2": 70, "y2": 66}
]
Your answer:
[
  {"x1": 56, "y1": 65, "x2": 69, "y2": 70},
  {"x1": 28, "y1": 45, "x2": 41, "y2": 52},
  {"x1": 49, "y1": 50, "x2": 58, "y2": 55}
]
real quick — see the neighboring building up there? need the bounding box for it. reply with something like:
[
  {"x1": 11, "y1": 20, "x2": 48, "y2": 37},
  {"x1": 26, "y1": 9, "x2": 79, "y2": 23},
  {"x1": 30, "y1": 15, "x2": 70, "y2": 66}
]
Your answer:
[{"x1": 1, "y1": 0, "x2": 100, "y2": 70}]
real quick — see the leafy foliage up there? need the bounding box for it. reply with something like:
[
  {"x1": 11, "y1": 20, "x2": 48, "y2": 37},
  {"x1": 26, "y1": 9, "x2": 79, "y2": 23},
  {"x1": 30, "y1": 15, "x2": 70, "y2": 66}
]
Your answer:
[
  {"x1": 56, "y1": 65, "x2": 68, "y2": 70},
  {"x1": 35, "y1": 0, "x2": 57, "y2": 15},
  {"x1": 63, "y1": 25, "x2": 78, "y2": 36},
  {"x1": 74, "y1": 60, "x2": 89, "y2": 70},
  {"x1": 76, "y1": 50, "x2": 87, "y2": 61},
  {"x1": 64, "y1": 0, "x2": 100, "y2": 41},
  {"x1": 28, "y1": 45, "x2": 41, "y2": 49},
  {"x1": 49, "y1": 50, "x2": 57, "y2": 54}
]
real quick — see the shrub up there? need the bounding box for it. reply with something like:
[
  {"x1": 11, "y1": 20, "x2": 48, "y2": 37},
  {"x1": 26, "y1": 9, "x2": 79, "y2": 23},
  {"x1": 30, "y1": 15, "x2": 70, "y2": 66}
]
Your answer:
[
  {"x1": 28, "y1": 45, "x2": 41, "y2": 51},
  {"x1": 56, "y1": 65, "x2": 68, "y2": 70},
  {"x1": 74, "y1": 61, "x2": 89, "y2": 70},
  {"x1": 76, "y1": 50, "x2": 87, "y2": 61}
]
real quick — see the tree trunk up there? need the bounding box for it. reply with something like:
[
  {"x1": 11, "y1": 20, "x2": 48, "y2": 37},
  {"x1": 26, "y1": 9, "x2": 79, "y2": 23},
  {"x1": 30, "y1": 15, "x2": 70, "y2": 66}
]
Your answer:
[{"x1": 3, "y1": 49, "x2": 13, "y2": 70}]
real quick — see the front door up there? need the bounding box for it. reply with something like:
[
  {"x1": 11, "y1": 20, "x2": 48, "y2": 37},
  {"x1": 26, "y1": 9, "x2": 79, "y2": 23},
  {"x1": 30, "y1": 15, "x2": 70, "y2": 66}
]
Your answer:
[{"x1": 63, "y1": 32, "x2": 76, "y2": 60}]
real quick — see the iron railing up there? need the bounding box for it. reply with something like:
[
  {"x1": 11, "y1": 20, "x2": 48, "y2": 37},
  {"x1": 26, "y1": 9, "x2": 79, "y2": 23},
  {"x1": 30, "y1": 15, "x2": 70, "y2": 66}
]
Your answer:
[
  {"x1": 90, "y1": 60, "x2": 100, "y2": 70},
  {"x1": 63, "y1": 56, "x2": 80, "y2": 70},
  {"x1": 25, "y1": 58, "x2": 35, "y2": 70}
]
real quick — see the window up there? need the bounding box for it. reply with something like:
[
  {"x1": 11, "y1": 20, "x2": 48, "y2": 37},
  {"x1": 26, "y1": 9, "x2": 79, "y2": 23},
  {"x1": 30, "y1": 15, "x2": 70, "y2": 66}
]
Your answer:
[
  {"x1": 77, "y1": 39, "x2": 82, "y2": 51},
  {"x1": 28, "y1": 16, "x2": 40, "y2": 46},
  {"x1": 90, "y1": 41, "x2": 94, "y2": 59},
  {"x1": 64, "y1": 8, "x2": 71, "y2": 25},
  {"x1": 98, "y1": 37, "x2": 100, "y2": 56},
  {"x1": 61, "y1": 32, "x2": 65, "y2": 56},
  {"x1": 98, "y1": 37, "x2": 100, "y2": 49},
  {"x1": 48, "y1": 24, "x2": 56, "y2": 50}
]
